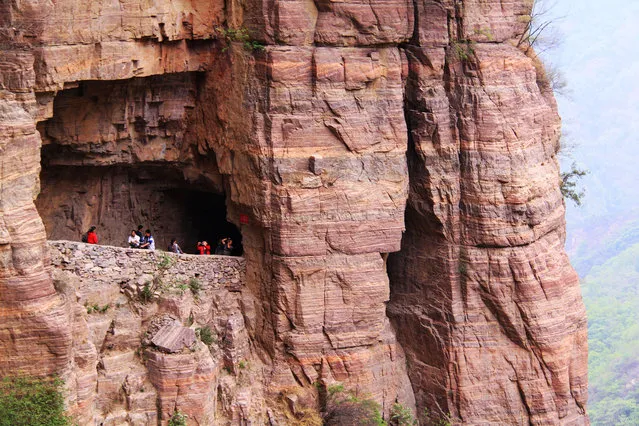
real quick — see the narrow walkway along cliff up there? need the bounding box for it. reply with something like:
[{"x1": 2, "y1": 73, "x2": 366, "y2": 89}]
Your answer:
[{"x1": 0, "y1": 0, "x2": 588, "y2": 424}]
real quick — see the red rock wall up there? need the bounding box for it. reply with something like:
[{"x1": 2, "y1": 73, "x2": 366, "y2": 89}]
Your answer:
[
  {"x1": 189, "y1": 39, "x2": 417, "y2": 416},
  {"x1": 0, "y1": 49, "x2": 73, "y2": 377},
  {"x1": 0, "y1": 0, "x2": 221, "y2": 384},
  {"x1": 387, "y1": 1, "x2": 588, "y2": 424},
  {"x1": 0, "y1": 0, "x2": 588, "y2": 424}
]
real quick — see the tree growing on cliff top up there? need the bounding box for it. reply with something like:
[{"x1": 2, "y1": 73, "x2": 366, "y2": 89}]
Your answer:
[
  {"x1": 517, "y1": 0, "x2": 562, "y2": 55},
  {"x1": 517, "y1": 0, "x2": 571, "y2": 99}
]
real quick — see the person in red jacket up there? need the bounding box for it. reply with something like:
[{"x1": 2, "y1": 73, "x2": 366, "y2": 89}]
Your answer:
[
  {"x1": 86, "y1": 226, "x2": 98, "y2": 244},
  {"x1": 196, "y1": 240, "x2": 210, "y2": 255}
]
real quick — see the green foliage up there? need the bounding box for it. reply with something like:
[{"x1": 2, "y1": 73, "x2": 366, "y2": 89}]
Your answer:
[
  {"x1": 216, "y1": 27, "x2": 265, "y2": 52},
  {"x1": 157, "y1": 253, "x2": 174, "y2": 270},
  {"x1": 140, "y1": 282, "x2": 153, "y2": 303},
  {"x1": 322, "y1": 383, "x2": 386, "y2": 426},
  {"x1": 474, "y1": 27, "x2": 494, "y2": 41},
  {"x1": 327, "y1": 384, "x2": 344, "y2": 395},
  {"x1": 238, "y1": 360, "x2": 247, "y2": 370},
  {"x1": 0, "y1": 376, "x2": 72, "y2": 426},
  {"x1": 389, "y1": 403, "x2": 416, "y2": 425},
  {"x1": 197, "y1": 326, "x2": 214, "y2": 346},
  {"x1": 188, "y1": 277, "x2": 202, "y2": 296},
  {"x1": 168, "y1": 410, "x2": 188, "y2": 426},
  {"x1": 86, "y1": 303, "x2": 110, "y2": 314},
  {"x1": 581, "y1": 242, "x2": 639, "y2": 425},
  {"x1": 422, "y1": 408, "x2": 452, "y2": 426},
  {"x1": 176, "y1": 282, "x2": 188, "y2": 294},
  {"x1": 560, "y1": 162, "x2": 588, "y2": 206},
  {"x1": 451, "y1": 40, "x2": 475, "y2": 61},
  {"x1": 135, "y1": 253, "x2": 177, "y2": 302}
]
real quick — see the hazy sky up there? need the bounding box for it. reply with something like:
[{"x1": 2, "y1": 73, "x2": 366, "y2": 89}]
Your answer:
[{"x1": 546, "y1": 0, "x2": 639, "y2": 223}]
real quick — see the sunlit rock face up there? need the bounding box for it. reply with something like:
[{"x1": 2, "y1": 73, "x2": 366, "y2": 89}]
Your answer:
[
  {"x1": 48, "y1": 241, "x2": 249, "y2": 424},
  {"x1": 387, "y1": 1, "x2": 588, "y2": 424},
  {"x1": 0, "y1": 0, "x2": 587, "y2": 424}
]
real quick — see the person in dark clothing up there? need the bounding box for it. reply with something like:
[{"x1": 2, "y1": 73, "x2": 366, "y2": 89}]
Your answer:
[
  {"x1": 222, "y1": 238, "x2": 233, "y2": 256},
  {"x1": 135, "y1": 225, "x2": 144, "y2": 240},
  {"x1": 214, "y1": 238, "x2": 225, "y2": 255},
  {"x1": 86, "y1": 226, "x2": 98, "y2": 244},
  {"x1": 167, "y1": 238, "x2": 183, "y2": 254},
  {"x1": 216, "y1": 237, "x2": 233, "y2": 256},
  {"x1": 196, "y1": 241, "x2": 210, "y2": 255}
]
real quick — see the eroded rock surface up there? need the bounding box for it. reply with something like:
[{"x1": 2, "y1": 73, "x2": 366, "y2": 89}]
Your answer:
[
  {"x1": 387, "y1": 2, "x2": 588, "y2": 424},
  {"x1": 0, "y1": 0, "x2": 588, "y2": 424},
  {"x1": 49, "y1": 241, "x2": 256, "y2": 424}
]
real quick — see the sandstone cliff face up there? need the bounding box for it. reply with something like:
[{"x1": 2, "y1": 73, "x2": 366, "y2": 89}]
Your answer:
[
  {"x1": 0, "y1": 0, "x2": 588, "y2": 424},
  {"x1": 388, "y1": 3, "x2": 588, "y2": 423},
  {"x1": 49, "y1": 242, "x2": 251, "y2": 424}
]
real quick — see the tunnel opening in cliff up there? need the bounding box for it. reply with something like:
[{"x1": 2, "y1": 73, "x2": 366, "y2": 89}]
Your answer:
[
  {"x1": 34, "y1": 74, "x2": 243, "y2": 255},
  {"x1": 36, "y1": 163, "x2": 243, "y2": 255}
]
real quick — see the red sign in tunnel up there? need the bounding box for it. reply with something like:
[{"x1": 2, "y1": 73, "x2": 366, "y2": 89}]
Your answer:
[{"x1": 239, "y1": 214, "x2": 249, "y2": 225}]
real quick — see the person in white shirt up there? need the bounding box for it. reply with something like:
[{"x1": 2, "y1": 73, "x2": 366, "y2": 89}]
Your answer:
[{"x1": 128, "y1": 230, "x2": 141, "y2": 248}]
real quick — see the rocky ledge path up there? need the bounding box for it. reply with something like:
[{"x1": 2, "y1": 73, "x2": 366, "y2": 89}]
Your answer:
[{"x1": 46, "y1": 240, "x2": 258, "y2": 425}]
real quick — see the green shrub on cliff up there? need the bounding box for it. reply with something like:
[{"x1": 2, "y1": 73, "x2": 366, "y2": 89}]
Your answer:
[
  {"x1": 216, "y1": 27, "x2": 265, "y2": 52},
  {"x1": 196, "y1": 326, "x2": 214, "y2": 346},
  {"x1": 0, "y1": 376, "x2": 71, "y2": 426},
  {"x1": 322, "y1": 384, "x2": 385, "y2": 426},
  {"x1": 168, "y1": 410, "x2": 187, "y2": 426},
  {"x1": 560, "y1": 162, "x2": 588, "y2": 206},
  {"x1": 389, "y1": 403, "x2": 416, "y2": 425},
  {"x1": 188, "y1": 277, "x2": 202, "y2": 296},
  {"x1": 451, "y1": 40, "x2": 475, "y2": 61}
]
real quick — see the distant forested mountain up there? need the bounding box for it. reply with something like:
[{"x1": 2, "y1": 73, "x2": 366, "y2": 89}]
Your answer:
[{"x1": 548, "y1": 1, "x2": 639, "y2": 424}]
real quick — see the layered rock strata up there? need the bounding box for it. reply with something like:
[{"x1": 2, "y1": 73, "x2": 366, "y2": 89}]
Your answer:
[
  {"x1": 387, "y1": 1, "x2": 588, "y2": 424},
  {"x1": 49, "y1": 241, "x2": 254, "y2": 424},
  {"x1": 0, "y1": 0, "x2": 588, "y2": 424}
]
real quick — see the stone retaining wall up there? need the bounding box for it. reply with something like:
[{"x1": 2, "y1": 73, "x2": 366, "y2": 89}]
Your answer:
[
  {"x1": 48, "y1": 240, "x2": 245, "y2": 292},
  {"x1": 46, "y1": 240, "x2": 258, "y2": 425}
]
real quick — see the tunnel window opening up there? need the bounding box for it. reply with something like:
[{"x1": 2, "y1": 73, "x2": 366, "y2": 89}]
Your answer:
[
  {"x1": 35, "y1": 164, "x2": 243, "y2": 256},
  {"x1": 162, "y1": 188, "x2": 243, "y2": 256}
]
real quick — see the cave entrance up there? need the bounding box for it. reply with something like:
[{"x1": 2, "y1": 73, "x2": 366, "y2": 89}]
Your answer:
[
  {"x1": 163, "y1": 188, "x2": 243, "y2": 255},
  {"x1": 36, "y1": 164, "x2": 243, "y2": 256},
  {"x1": 34, "y1": 74, "x2": 244, "y2": 256}
]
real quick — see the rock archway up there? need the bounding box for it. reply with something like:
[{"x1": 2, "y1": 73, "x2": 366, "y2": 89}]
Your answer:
[{"x1": 34, "y1": 74, "x2": 243, "y2": 255}]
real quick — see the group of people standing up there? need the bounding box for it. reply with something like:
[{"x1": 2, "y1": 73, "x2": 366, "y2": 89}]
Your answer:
[
  {"x1": 196, "y1": 238, "x2": 234, "y2": 256},
  {"x1": 83, "y1": 224, "x2": 234, "y2": 256}
]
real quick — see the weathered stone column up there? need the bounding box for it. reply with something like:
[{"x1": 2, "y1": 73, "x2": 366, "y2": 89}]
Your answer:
[
  {"x1": 0, "y1": 50, "x2": 72, "y2": 376},
  {"x1": 388, "y1": 1, "x2": 588, "y2": 424}
]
